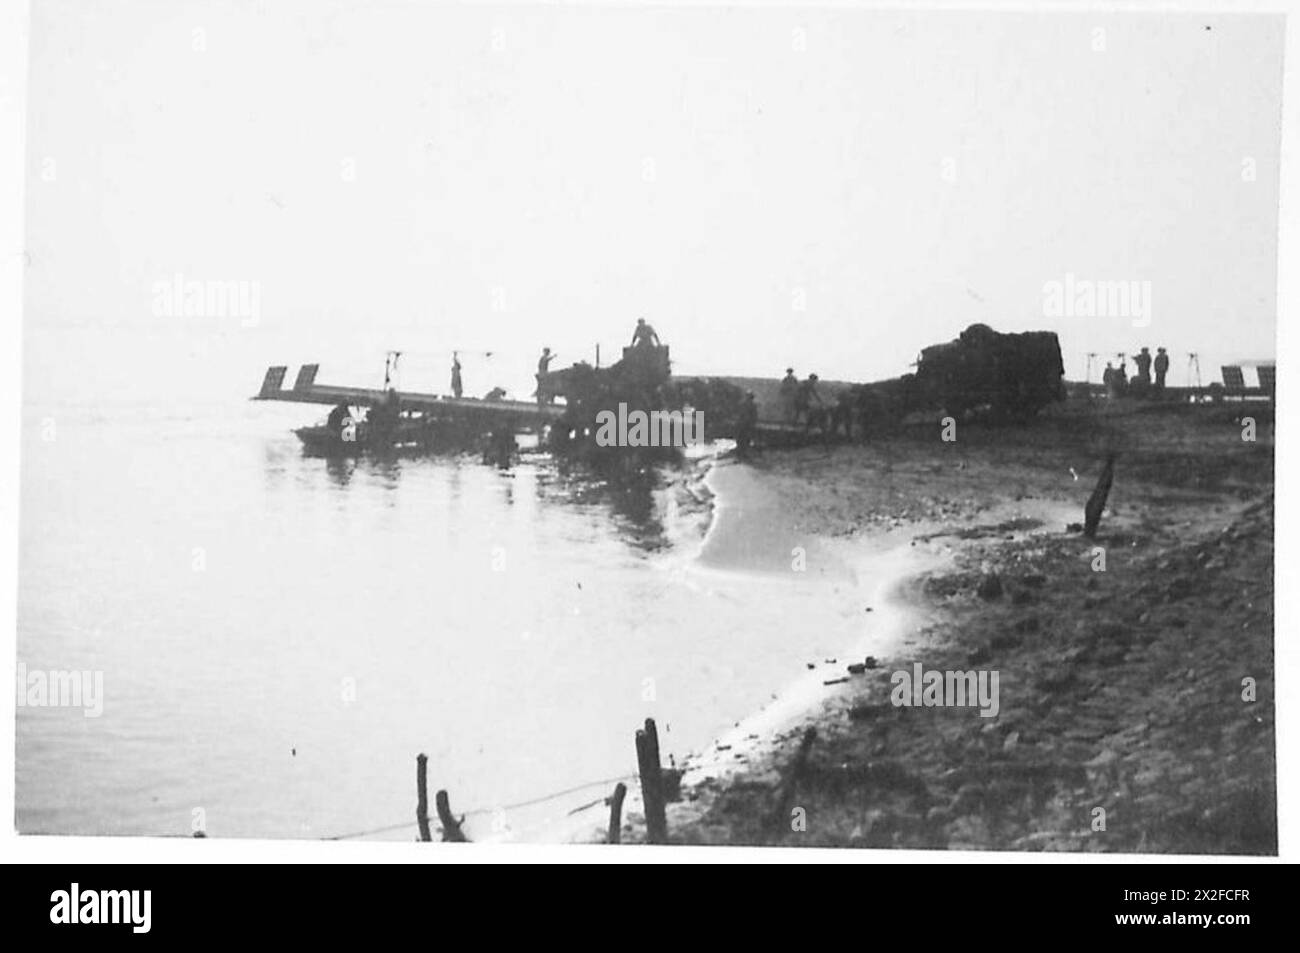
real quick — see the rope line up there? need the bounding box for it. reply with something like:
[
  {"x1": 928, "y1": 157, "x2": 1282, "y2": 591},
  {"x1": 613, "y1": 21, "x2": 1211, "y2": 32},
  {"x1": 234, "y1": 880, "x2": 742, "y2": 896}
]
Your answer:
[
  {"x1": 323, "y1": 772, "x2": 640, "y2": 841},
  {"x1": 459, "y1": 773, "x2": 639, "y2": 818}
]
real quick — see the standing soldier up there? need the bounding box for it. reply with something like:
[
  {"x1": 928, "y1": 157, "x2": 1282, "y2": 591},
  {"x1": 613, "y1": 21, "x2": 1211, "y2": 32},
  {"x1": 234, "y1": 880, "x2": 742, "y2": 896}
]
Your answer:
[
  {"x1": 1133, "y1": 347, "x2": 1153, "y2": 383},
  {"x1": 326, "y1": 401, "x2": 352, "y2": 436},
  {"x1": 735, "y1": 391, "x2": 759, "y2": 456},
  {"x1": 451, "y1": 353, "x2": 463, "y2": 399},
  {"x1": 831, "y1": 390, "x2": 854, "y2": 440},
  {"x1": 1153, "y1": 347, "x2": 1170, "y2": 395},
  {"x1": 854, "y1": 388, "x2": 876, "y2": 442},
  {"x1": 1132, "y1": 347, "x2": 1153, "y2": 397},
  {"x1": 779, "y1": 368, "x2": 799, "y2": 422},
  {"x1": 795, "y1": 373, "x2": 823, "y2": 428},
  {"x1": 370, "y1": 388, "x2": 401, "y2": 444},
  {"x1": 536, "y1": 347, "x2": 557, "y2": 405}
]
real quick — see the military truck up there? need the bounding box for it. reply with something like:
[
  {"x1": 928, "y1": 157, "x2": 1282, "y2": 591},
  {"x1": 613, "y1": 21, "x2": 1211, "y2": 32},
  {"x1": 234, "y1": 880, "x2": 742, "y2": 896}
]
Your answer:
[{"x1": 913, "y1": 323, "x2": 1066, "y2": 420}]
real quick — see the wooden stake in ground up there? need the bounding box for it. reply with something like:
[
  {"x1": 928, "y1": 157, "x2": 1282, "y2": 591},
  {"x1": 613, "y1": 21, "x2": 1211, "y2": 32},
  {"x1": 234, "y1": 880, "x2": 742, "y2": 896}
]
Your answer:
[
  {"x1": 770, "y1": 727, "x2": 818, "y2": 832},
  {"x1": 635, "y1": 719, "x2": 668, "y2": 844},
  {"x1": 435, "y1": 789, "x2": 468, "y2": 842},
  {"x1": 1083, "y1": 453, "x2": 1116, "y2": 538},
  {"x1": 415, "y1": 753, "x2": 432, "y2": 842},
  {"x1": 607, "y1": 782, "x2": 628, "y2": 844}
]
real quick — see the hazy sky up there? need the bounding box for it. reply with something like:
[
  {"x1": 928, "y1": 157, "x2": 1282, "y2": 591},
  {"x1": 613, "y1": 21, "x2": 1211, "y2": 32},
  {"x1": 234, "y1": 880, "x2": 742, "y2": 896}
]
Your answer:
[{"x1": 22, "y1": 1, "x2": 1284, "y2": 403}]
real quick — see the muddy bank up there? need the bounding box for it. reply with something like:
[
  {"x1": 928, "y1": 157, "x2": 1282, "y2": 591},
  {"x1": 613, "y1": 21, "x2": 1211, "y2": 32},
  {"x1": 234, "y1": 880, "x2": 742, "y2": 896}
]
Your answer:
[
  {"x1": 678, "y1": 461, "x2": 944, "y2": 783},
  {"x1": 597, "y1": 450, "x2": 947, "y2": 844},
  {"x1": 662, "y1": 401, "x2": 1275, "y2": 854}
]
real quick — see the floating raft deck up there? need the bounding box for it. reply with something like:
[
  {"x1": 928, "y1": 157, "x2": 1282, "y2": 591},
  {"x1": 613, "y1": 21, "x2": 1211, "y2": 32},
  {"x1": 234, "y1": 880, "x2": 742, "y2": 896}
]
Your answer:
[
  {"x1": 253, "y1": 364, "x2": 565, "y2": 425},
  {"x1": 254, "y1": 364, "x2": 850, "y2": 444}
]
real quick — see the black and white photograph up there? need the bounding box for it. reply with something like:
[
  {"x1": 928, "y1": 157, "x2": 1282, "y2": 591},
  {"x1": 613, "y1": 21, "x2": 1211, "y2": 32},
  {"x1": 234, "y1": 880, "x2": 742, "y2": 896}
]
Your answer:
[{"x1": 3, "y1": 0, "x2": 1294, "y2": 885}]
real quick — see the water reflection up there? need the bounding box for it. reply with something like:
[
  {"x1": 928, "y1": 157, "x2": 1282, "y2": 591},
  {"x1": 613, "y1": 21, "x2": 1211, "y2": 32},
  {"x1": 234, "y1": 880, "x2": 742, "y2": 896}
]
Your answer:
[
  {"x1": 446, "y1": 456, "x2": 463, "y2": 505},
  {"x1": 605, "y1": 471, "x2": 663, "y2": 549},
  {"x1": 365, "y1": 455, "x2": 403, "y2": 494},
  {"x1": 288, "y1": 443, "x2": 685, "y2": 552},
  {"x1": 545, "y1": 457, "x2": 669, "y2": 551},
  {"x1": 325, "y1": 456, "x2": 355, "y2": 487}
]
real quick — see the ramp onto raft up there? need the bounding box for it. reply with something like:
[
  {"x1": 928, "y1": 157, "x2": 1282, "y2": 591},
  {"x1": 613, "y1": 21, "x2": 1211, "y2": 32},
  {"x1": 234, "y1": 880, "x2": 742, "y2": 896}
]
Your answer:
[{"x1": 253, "y1": 364, "x2": 566, "y2": 423}]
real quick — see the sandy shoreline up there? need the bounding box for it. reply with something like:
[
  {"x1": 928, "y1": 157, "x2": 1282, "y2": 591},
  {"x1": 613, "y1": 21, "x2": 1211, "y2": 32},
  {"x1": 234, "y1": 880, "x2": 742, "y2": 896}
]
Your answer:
[
  {"x1": 676, "y1": 460, "x2": 944, "y2": 786},
  {"x1": 655, "y1": 400, "x2": 1275, "y2": 853},
  {"x1": 534, "y1": 451, "x2": 942, "y2": 845}
]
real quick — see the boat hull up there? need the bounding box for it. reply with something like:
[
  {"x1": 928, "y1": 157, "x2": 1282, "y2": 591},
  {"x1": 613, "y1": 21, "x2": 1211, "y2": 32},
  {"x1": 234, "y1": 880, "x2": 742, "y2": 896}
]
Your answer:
[{"x1": 294, "y1": 422, "x2": 435, "y2": 456}]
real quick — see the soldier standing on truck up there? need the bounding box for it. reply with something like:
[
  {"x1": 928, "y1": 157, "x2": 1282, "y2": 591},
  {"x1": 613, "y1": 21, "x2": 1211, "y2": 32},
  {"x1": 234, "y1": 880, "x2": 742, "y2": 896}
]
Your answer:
[
  {"x1": 1154, "y1": 347, "x2": 1170, "y2": 394},
  {"x1": 630, "y1": 318, "x2": 660, "y2": 349},
  {"x1": 451, "y1": 353, "x2": 463, "y2": 399}
]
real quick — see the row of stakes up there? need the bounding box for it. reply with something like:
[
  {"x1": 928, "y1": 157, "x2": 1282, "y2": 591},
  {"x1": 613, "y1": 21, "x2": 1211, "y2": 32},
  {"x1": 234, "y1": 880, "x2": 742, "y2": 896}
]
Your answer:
[{"x1": 415, "y1": 718, "x2": 673, "y2": 845}]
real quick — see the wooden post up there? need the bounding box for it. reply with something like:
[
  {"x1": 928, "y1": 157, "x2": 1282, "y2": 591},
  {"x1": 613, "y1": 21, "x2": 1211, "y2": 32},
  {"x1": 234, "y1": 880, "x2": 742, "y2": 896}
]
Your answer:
[
  {"x1": 636, "y1": 718, "x2": 668, "y2": 844},
  {"x1": 435, "y1": 789, "x2": 468, "y2": 843},
  {"x1": 1084, "y1": 453, "x2": 1116, "y2": 538},
  {"x1": 607, "y1": 782, "x2": 627, "y2": 844},
  {"x1": 644, "y1": 718, "x2": 662, "y2": 778},
  {"x1": 415, "y1": 754, "x2": 432, "y2": 842},
  {"x1": 634, "y1": 730, "x2": 656, "y2": 842},
  {"x1": 770, "y1": 727, "x2": 818, "y2": 832}
]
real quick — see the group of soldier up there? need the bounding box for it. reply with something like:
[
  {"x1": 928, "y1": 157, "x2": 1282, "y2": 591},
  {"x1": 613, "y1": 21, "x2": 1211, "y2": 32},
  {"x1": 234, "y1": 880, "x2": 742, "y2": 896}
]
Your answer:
[
  {"x1": 730, "y1": 368, "x2": 835, "y2": 456},
  {"x1": 449, "y1": 348, "x2": 547, "y2": 404},
  {"x1": 1102, "y1": 346, "x2": 1171, "y2": 399},
  {"x1": 778, "y1": 368, "x2": 825, "y2": 426}
]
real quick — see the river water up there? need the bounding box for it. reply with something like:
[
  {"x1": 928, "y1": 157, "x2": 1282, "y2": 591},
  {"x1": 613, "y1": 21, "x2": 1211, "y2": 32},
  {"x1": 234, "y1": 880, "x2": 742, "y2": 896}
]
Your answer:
[{"x1": 17, "y1": 351, "x2": 891, "y2": 841}]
